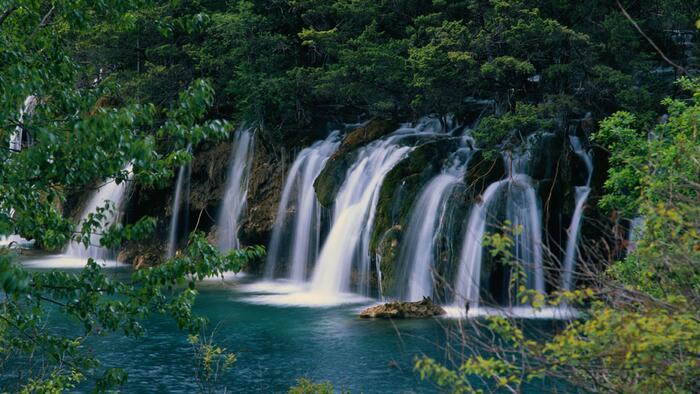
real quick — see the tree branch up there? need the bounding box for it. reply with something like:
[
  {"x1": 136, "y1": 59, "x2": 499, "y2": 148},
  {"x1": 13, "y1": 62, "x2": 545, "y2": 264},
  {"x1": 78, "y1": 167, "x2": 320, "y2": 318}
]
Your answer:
[
  {"x1": 616, "y1": 0, "x2": 688, "y2": 75},
  {"x1": 0, "y1": 7, "x2": 17, "y2": 26},
  {"x1": 39, "y1": 5, "x2": 55, "y2": 27}
]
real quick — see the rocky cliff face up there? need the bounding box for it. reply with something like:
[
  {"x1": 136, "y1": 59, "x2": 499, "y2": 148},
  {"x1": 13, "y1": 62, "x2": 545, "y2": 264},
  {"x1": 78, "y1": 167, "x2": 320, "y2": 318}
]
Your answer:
[
  {"x1": 239, "y1": 140, "x2": 286, "y2": 247},
  {"x1": 314, "y1": 119, "x2": 399, "y2": 207},
  {"x1": 118, "y1": 134, "x2": 287, "y2": 267},
  {"x1": 114, "y1": 113, "x2": 613, "y2": 305}
]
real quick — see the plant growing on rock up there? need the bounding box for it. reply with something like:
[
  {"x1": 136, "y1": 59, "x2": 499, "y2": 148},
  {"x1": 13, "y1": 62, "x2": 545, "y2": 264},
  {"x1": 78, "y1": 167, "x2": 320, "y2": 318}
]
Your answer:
[{"x1": 414, "y1": 78, "x2": 700, "y2": 393}]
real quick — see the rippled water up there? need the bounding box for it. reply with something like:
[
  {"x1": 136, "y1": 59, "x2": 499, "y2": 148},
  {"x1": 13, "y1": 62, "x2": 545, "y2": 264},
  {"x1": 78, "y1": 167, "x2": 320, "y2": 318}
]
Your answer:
[{"x1": 14, "y1": 255, "x2": 566, "y2": 393}]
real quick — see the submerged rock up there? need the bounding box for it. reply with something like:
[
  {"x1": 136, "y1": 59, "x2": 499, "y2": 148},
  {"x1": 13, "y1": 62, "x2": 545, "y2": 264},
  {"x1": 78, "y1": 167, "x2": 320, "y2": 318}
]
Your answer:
[{"x1": 359, "y1": 297, "x2": 446, "y2": 319}]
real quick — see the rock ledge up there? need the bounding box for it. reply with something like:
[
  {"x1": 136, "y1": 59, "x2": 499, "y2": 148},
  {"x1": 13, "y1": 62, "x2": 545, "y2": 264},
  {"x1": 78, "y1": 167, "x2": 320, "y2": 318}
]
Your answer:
[{"x1": 359, "y1": 298, "x2": 446, "y2": 319}]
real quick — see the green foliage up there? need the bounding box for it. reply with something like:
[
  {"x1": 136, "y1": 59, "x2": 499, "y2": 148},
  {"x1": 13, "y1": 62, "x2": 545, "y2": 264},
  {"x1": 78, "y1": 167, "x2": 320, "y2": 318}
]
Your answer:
[
  {"x1": 416, "y1": 77, "x2": 700, "y2": 393},
  {"x1": 0, "y1": 234, "x2": 263, "y2": 391},
  {"x1": 288, "y1": 377, "x2": 335, "y2": 394},
  {"x1": 417, "y1": 300, "x2": 700, "y2": 393},
  {"x1": 0, "y1": 1, "x2": 263, "y2": 391},
  {"x1": 408, "y1": 19, "x2": 477, "y2": 115},
  {"x1": 188, "y1": 332, "x2": 238, "y2": 393},
  {"x1": 543, "y1": 303, "x2": 700, "y2": 393},
  {"x1": 76, "y1": 0, "x2": 691, "y2": 144},
  {"x1": 593, "y1": 111, "x2": 648, "y2": 215},
  {"x1": 472, "y1": 103, "x2": 548, "y2": 150},
  {"x1": 595, "y1": 77, "x2": 700, "y2": 301}
]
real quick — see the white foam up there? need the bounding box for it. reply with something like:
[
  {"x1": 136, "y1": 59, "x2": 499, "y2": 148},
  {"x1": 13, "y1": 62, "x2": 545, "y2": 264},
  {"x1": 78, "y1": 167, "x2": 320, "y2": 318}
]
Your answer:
[
  {"x1": 195, "y1": 271, "x2": 248, "y2": 283},
  {"x1": 442, "y1": 305, "x2": 579, "y2": 320},
  {"x1": 21, "y1": 255, "x2": 128, "y2": 269},
  {"x1": 0, "y1": 235, "x2": 35, "y2": 248},
  {"x1": 241, "y1": 285, "x2": 372, "y2": 307},
  {"x1": 238, "y1": 279, "x2": 307, "y2": 294}
]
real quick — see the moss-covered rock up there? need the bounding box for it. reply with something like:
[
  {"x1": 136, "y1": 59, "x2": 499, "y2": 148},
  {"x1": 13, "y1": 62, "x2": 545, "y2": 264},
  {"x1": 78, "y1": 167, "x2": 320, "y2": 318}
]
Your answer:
[
  {"x1": 463, "y1": 150, "x2": 506, "y2": 200},
  {"x1": 370, "y1": 137, "x2": 460, "y2": 294},
  {"x1": 313, "y1": 149, "x2": 358, "y2": 208},
  {"x1": 117, "y1": 238, "x2": 165, "y2": 268},
  {"x1": 333, "y1": 118, "x2": 399, "y2": 159},
  {"x1": 359, "y1": 298, "x2": 446, "y2": 318},
  {"x1": 526, "y1": 131, "x2": 565, "y2": 181},
  {"x1": 375, "y1": 225, "x2": 401, "y2": 296},
  {"x1": 314, "y1": 119, "x2": 399, "y2": 207},
  {"x1": 189, "y1": 141, "x2": 234, "y2": 211},
  {"x1": 239, "y1": 137, "x2": 286, "y2": 246}
]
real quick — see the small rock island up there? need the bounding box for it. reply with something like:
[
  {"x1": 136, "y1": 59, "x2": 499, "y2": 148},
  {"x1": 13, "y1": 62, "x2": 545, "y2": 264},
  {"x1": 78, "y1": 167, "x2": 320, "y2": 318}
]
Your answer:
[{"x1": 360, "y1": 297, "x2": 447, "y2": 319}]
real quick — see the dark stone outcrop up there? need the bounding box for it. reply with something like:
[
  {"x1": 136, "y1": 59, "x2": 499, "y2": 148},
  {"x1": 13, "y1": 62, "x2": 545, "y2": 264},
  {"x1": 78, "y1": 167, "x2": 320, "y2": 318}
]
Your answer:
[
  {"x1": 118, "y1": 239, "x2": 165, "y2": 269},
  {"x1": 463, "y1": 150, "x2": 506, "y2": 201},
  {"x1": 332, "y1": 118, "x2": 399, "y2": 159},
  {"x1": 189, "y1": 141, "x2": 234, "y2": 211},
  {"x1": 370, "y1": 137, "x2": 460, "y2": 294},
  {"x1": 239, "y1": 139, "x2": 286, "y2": 247},
  {"x1": 314, "y1": 119, "x2": 399, "y2": 207},
  {"x1": 359, "y1": 298, "x2": 446, "y2": 319}
]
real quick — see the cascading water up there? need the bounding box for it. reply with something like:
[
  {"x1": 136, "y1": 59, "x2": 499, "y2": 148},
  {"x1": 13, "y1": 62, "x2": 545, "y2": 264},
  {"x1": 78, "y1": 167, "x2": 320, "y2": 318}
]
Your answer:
[
  {"x1": 507, "y1": 175, "x2": 545, "y2": 294},
  {"x1": 561, "y1": 135, "x2": 593, "y2": 291},
  {"x1": 9, "y1": 96, "x2": 37, "y2": 151},
  {"x1": 65, "y1": 165, "x2": 133, "y2": 260},
  {"x1": 454, "y1": 150, "x2": 545, "y2": 309},
  {"x1": 2, "y1": 96, "x2": 38, "y2": 248},
  {"x1": 264, "y1": 131, "x2": 341, "y2": 281},
  {"x1": 309, "y1": 120, "x2": 443, "y2": 296},
  {"x1": 399, "y1": 146, "x2": 472, "y2": 301},
  {"x1": 217, "y1": 128, "x2": 254, "y2": 252},
  {"x1": 626, "y1": 217, "x2": 644, "y2": 253},
  {"x1": 166, "y1": 145, "x2": 192, "y2": 258},
  {"x1": 454, "y1": 179, "x2": 508, "y2": 306}
]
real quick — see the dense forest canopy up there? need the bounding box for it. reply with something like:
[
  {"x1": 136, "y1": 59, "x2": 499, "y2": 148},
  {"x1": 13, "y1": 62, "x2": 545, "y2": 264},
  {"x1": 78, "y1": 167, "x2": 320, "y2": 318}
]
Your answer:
[
  {"x1": 80, "y1": 0, "x2": 697, "y2": 144},
  {"x1": 0, "y1": 0, "x2": 698, "y2": 392}
]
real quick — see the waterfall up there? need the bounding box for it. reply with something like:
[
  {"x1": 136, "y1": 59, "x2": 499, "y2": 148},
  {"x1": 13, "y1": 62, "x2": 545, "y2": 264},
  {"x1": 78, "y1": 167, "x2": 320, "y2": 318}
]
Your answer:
[
  {"x1": 507, "y1": 175, "x2": 545, "y2": 294},
  {"x1": 399, "y1": 147, "x2": 472, "y2": 301},
  {"x1": 165, "y1": 145, "x2": 192, "y2": 259},
  {"x1": 454, "y1": 179, "x2": 508, "y2": 306},
  {"x1": 264, "y1": 131, "x2": 341, "y2": 280},
  {"x1": 627, "y1": 217, "x2": 644, "y2": 252},
  {"x1": 309, "y1": 121, "x2": 440, "y2": 296},
  {"x1": 561, "y1": 135, "x2": 593, "y2": 291},
  {"x1": 569, "y1": 135, "x2": 593, "y2": 185},
  {"x1": 217, "y1": 128, "x2": 254, "y2": 252},
  {"x1": 2, "y1": 96, "x2": 38, "y2": 248},
  {"x1": 65, "y1": 165, "x2": 133, "y2": 260},
  {"x1": 9, "y1": 96, "x2": 37, "y2": 151},
  {"x1": 454, "y1": 150, "x2": 545, "y2": 308}
]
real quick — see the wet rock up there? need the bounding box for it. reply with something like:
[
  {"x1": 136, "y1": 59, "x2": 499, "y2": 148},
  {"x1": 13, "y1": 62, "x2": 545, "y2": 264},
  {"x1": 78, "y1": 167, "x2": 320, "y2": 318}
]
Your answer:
[
  {"x1": 117, "y1": 240, "x2": 165, "y2": 268},
  {"x1": 359, "y1": 297, "x2": 446, "y2": 319},
  {"x1": 375, "y1": 225, "x2": 401, "y2": 294},
  {"x1": 189, "y1": 142, "x2": 233, "y2": 211},
  {"x1": 239, "y1": 139, "x2": 286, "y2": 247},
  {"x1": 314, "y1": 119, "x2": 398, "y2": 207},
  {"x1": 370, "y1": 138, "x2": 459, "y2": 294},
  {"x1": 332, "y1": 118, "x2": 399, "y2": 159},
  {"x1": 463, "y1": 150, "x2": 506, "y2": 200},
  {"x1": 526, "y1": 131, "x2": 564, "y2": 181}
]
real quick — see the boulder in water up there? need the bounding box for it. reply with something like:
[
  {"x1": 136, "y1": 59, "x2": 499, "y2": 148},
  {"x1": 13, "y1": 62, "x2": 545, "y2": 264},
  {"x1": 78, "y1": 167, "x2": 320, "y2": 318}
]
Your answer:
[{"x1": 359, "y1": 297, "x2": 446, "y2": 319}]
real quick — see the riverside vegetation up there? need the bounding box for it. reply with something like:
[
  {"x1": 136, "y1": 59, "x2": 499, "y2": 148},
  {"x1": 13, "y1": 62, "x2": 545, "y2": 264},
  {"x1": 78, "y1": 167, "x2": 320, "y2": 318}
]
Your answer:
[{"x1": 1, "y1": 0, "x2": 699, "y2": 393}]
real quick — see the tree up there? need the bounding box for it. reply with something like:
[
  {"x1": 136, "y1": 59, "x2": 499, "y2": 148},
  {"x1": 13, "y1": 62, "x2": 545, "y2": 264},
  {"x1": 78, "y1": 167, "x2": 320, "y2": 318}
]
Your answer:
[
  {"x1": 415, "y1": 77, "x2": 700, "y2": 394},
  {"x1": 0, "y1": 2, "x2": 263, "y2": 391}
]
